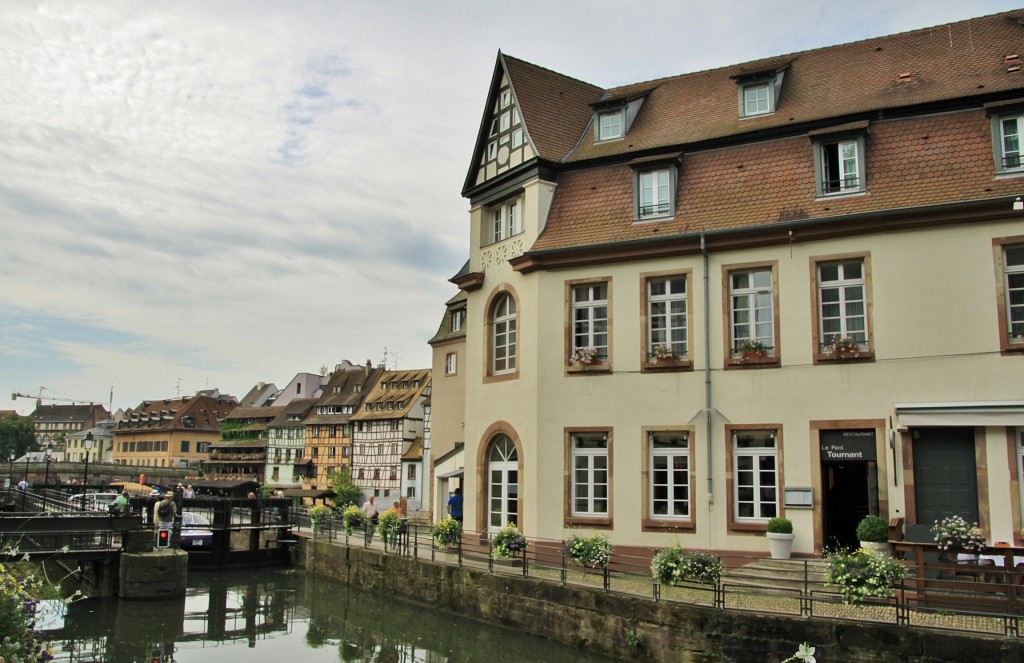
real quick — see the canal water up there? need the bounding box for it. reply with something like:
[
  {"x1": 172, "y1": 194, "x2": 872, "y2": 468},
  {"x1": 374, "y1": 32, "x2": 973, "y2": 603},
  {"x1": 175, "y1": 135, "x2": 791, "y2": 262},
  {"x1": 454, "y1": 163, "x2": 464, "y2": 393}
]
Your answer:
[{"x1": 39, "y1": 568, "x2": 620, "y2": 662}]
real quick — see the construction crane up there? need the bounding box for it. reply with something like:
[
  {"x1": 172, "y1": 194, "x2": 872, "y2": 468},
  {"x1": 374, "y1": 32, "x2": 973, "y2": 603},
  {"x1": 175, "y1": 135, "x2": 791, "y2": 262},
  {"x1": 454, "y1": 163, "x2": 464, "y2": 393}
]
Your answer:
[{"x1": 12, "y1": 387, "x2": 100, "y2": 407}]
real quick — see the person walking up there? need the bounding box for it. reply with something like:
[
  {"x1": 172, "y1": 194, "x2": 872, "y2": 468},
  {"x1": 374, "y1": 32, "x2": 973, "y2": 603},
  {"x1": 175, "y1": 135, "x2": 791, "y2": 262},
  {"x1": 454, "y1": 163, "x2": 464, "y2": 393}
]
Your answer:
[
  {"x1": 361, "y1": 495, "x2": 379, "y2": 542},
  {"x1": 447, "y1": 487, "x2": 464, "y2": 523}
]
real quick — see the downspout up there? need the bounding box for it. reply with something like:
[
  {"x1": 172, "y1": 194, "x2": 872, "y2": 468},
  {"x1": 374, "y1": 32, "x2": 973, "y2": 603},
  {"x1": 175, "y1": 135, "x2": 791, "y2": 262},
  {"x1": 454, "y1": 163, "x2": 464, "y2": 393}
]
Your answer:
[{"x1": 701, "y1": 233, "x2": 713, "y2": 518}]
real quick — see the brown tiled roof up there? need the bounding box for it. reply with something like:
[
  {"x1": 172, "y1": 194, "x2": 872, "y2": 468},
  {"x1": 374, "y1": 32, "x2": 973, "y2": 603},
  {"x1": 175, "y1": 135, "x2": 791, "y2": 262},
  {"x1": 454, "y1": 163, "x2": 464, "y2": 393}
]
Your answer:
[
  {"x1": 31, "y1": 404, "x2": 108, "y2": 424},
  {"x1": 502, "y1": 54, "x2": 604, "y2": 162},
  {"x1": 223, "y1": 406, "x2": 283, "y2": 422},
  {"x1": 533, "y1": 108, "x2": 1016, "y2": 250},
  {"x1": 268, "y1": 398, "x2": 316, "y2": 428},
  {"x1": 350, "y1": 369, "x2": 431, "y2": 421},
  {"x1": 116, "y1": 395, "x2": 235, "y2": 433},
  {"x1": 565, "y1": 11, "x2": 1024, "y2": 163},
  {"x1": 429, "y1": 291, "x2": 468, "y2": 344}
]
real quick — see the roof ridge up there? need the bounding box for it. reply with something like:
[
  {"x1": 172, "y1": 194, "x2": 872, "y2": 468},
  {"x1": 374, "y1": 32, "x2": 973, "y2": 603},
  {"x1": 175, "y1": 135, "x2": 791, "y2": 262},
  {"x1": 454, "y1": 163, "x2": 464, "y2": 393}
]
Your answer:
[
  {"x1": 500, "y1": 52, "x2": 603, "y2": 94},
  {"x1": 601, "y1": 9, "x2": 1024, "y2": 92}
]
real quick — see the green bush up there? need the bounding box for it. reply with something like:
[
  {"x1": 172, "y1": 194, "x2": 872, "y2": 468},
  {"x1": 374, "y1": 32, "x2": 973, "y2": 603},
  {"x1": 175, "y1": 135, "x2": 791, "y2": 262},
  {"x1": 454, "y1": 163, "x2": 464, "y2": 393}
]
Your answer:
[
  {"x1": 650, "y1": 546, "x2": 723, "y2": 585},
  {"x1": 855, "y1": 515, "x2": 888, "y2": 543},
  {"x1": 0, "y1": 563, "x2": 53, "y2": 662},
  {"x1": 566, "y1": 532, "x2": 612, "y2": 569},
  {"x1": 432, "y1": 517, "x2": 463, "y2": 547},
  {"x1": 309, "y1": 504, "x2": 333, "y2": 534},
  {"x1": 766, "y1": 517, "x2": 793, "y2": 534},
  {"x1": 377, "y1": 509, "x2": 403, "y2": 545},
  {"x1": 826, "y1": 548, "x2": 907, "y2": 604},
  {"x1": 341, "y1": 504, "x2": 366, "y2": 536}
]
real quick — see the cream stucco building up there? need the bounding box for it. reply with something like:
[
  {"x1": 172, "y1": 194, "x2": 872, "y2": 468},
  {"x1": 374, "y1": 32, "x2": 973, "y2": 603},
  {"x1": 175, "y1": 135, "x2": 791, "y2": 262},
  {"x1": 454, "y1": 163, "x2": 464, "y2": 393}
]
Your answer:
[{"x1": 441, "y1": 11, "x2": 1024, "y2": 557}]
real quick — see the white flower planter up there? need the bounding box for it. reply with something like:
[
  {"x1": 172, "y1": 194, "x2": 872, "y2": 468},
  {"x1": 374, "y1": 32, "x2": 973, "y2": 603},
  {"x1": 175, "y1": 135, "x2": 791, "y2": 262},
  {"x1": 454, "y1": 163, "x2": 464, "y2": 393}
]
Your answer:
[
  {"x1": 766, "y1": 532, "x2": 794, "y2": 560},
  {"x1": 859, "y1": 540, "x2": 890, "y2": 556}
]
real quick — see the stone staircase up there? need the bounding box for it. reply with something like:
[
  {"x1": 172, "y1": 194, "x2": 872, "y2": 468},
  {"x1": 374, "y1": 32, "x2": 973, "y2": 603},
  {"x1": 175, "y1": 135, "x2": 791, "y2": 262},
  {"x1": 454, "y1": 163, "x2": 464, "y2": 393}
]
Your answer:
[{"x1": 724, "y1": 558, "x2": 840, "y2": 597}]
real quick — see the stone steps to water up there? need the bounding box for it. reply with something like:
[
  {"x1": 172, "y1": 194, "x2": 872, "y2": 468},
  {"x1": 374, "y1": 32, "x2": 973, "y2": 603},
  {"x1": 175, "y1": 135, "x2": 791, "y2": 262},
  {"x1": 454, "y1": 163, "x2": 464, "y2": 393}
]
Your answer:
[{"x1": 724, "y1": 558, "x2": 839, "y2": 595}]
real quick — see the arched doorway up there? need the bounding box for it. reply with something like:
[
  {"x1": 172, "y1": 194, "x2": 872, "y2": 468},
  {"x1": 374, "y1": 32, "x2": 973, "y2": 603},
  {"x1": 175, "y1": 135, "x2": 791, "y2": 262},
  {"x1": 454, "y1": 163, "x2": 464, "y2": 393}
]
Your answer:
[{"x1": 487, "y1": 434, "x2": 519, "y2": 532}]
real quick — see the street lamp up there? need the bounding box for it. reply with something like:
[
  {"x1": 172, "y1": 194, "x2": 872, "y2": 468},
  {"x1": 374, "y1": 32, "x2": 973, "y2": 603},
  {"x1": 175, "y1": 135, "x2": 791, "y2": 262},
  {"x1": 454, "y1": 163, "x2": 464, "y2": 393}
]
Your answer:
[
  {"x1": 21, "y1": 453, "x2": 28, "y2": 511},
  {"x1": 6, "y1": 451, "x2": 13, "y2": 490},
  {"x1": 43, "y1": 444, "x2": 53, "y2": 492},
  {"x1": 81, "y1": 432, "x2": 95, "y2": 511}
]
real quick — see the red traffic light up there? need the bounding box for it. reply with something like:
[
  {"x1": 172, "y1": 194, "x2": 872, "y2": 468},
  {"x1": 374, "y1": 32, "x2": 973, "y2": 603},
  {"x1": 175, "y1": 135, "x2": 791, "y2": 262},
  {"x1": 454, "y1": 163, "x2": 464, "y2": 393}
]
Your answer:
[{"x1": 157, "y1": 529, "x2": 171, "y2": 549}]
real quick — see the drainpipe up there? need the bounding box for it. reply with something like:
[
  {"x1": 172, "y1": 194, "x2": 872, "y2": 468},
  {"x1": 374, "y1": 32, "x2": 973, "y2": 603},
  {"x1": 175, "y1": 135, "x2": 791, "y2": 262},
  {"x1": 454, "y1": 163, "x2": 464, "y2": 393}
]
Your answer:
[{"x1": 701, "y1": 234, "x2": 713, "y2": 515}]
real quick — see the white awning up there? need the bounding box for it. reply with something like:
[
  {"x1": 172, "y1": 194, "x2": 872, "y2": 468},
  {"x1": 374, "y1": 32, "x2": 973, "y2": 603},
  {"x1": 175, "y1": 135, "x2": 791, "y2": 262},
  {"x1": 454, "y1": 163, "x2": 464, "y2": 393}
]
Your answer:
[
  {"x1": 436, "y1": 468, "x2": 464, "y2": 479},
  {"x1": 895, "y1": 402, "x2": 1024, "y2": 427}
]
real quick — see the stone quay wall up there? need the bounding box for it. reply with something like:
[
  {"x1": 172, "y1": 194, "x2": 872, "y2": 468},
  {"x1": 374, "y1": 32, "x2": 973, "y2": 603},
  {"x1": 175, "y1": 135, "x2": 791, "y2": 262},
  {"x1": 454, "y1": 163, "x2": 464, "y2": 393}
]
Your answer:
[{"x1": 302, "y1": 539, "x2": 1024, "y2": 662}]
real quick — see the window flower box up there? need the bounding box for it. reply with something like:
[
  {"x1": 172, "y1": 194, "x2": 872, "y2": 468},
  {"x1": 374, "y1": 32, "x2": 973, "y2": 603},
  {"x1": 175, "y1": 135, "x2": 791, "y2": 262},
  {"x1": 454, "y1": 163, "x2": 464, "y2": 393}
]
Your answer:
[
  {"x1": 736, "y1": 339, "x2": 769, "y2": 363},
  {"x1": 570, "y1": 346, "x2": 599, "y2": 366},
  {"x1": 825, "y1": 334, "x2": 861, "y2": 359}
]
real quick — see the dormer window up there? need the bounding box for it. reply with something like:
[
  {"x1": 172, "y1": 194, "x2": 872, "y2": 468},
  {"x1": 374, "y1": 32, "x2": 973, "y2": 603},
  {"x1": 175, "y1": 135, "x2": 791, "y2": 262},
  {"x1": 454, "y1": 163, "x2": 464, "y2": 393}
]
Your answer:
[
  {"x1": 451, "y1": 309, "x2": 465, "y2": 332},
  {"x1": 630, "y1": 154, "x2": 680, "y2": 221},
  {"x1": 597, "y1": 109, "x2": 624, "y2": 141},
  {"x1": 742, "y1": 81, "x2": 772, "y2": 116},
  {"x1": 809, "y1": 122, "x2": 868, "y2": 198},
  {"x1": 733, "y1": 65, "x2": 788, "y2": 118}
]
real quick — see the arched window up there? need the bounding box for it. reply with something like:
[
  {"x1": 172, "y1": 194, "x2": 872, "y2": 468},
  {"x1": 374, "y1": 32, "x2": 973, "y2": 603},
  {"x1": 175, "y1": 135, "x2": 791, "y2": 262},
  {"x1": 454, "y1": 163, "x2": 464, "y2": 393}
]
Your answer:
[
  {"x1": 487, "y1": 434, "x2": 519, "y2": 531},
  {"x1": 491, "y1": 293, "x2": 517, "y2": 374}
]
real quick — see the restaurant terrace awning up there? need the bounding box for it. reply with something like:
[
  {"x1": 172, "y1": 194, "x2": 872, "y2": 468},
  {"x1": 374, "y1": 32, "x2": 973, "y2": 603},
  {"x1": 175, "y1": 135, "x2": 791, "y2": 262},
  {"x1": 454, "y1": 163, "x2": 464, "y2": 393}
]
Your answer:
[
  {"x1": 282, "y1": 488, "x2": 336, "y2": 500},
  {"x1": 895, "y1": 402, "x2": 1024, "y2": 427}
]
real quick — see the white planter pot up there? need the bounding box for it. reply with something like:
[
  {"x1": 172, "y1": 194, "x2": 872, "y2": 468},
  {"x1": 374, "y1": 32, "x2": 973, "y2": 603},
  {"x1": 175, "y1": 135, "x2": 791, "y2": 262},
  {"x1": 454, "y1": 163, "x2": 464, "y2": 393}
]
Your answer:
[
  {"x1": 766, "y1": 532, "x2": 794, "y2": 560},
  {"x1": 860, "y1": 540, "x2": 890, "y2": 556}
]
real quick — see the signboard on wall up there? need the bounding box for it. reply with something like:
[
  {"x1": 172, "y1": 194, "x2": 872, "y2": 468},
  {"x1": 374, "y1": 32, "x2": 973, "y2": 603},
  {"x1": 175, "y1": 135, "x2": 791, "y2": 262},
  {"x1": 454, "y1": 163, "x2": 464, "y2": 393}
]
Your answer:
[{"x1": 819, "y1": 429, "x2": 876, "y2": 461}]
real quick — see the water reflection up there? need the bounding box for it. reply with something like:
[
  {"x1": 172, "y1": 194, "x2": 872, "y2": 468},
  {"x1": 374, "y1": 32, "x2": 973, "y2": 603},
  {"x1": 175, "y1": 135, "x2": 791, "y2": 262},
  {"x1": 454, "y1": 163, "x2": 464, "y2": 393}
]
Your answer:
[{"x1": 41, "y1": 569, "x2": 617, "y2": 662}]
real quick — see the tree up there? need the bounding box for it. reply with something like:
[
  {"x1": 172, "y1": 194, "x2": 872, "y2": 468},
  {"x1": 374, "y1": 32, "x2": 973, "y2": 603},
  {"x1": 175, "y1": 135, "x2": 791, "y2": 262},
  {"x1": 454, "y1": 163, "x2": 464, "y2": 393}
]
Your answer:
[
  {"x1": 0, "y1": 413, "x2": 35, "y2": 461},
  {"x1": 327, "y1": 467, "x2": 362, "y2": 508}
]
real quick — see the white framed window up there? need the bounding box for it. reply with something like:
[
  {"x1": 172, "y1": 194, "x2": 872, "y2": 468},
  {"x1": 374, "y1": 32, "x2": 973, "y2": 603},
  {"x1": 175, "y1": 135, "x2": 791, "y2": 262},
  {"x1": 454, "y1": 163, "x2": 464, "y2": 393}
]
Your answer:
[
  {"x1": 488, "y1": 141, "x2": 497, "y2": 160},
  {"x1": 445, "y1": 352, "x2": 457, "y2": 375},
  {"x1": 638, "y1": 168, "x2": 672, "y2": 219},
  {"x1": 997, "y1": 114, "x2": 1024, "y2": 172},
  {"x1": 572, "y1": 282, "x2": 609, "y2": 361},
  {"x1": 817, "y1": 259, "x2": 868, "y2": 351},
  {"x1": 491, "y1": 207, "x2": 504, "y2": 244},
  {"x1": 598, "y1": 110, "x2": 623, "y2": 141},
  {"x1": 742, "y1": 82, "x2": 771, "y2": 116},
  {"x1": 733, "y1": 429, "x2": 778, "y2": 521},
  {"x1": 816, "y1": 138, "x2": 864, "y2": 195},
  {"x1": 450, "y1": 309, "x2": 464, "y2": 332},
  {"x1": 571, "y1": 432, "x2": 608, "y2": 516},
  {"x1": 647, "y1": 276, "x2": 687, "y2": 359},
  {"x1": 492, "y1": 293, "x2": 517, "y2": 374},
  {"x1": 500, "y1": 89, "x2": 511, "y2": 109},
  {"x1": 488, "y1": 200, "x2": 522, "y2": 244},
  {"x1": 511, "y1": 128, "x2": 523, "y2": 148},
  {"x1": 649, "y1": 431, "x2": 689, "y2": 519},
  {"x1": 730, "y1": 268, "x2": 775, "y2": 354},
  {"x1": 1004, "y1": 244, "x2": 1024, "y2": 342}
]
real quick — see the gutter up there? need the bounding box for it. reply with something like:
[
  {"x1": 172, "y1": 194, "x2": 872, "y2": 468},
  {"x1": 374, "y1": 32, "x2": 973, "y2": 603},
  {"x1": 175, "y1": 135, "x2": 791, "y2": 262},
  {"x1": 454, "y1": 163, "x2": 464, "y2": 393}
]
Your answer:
[{"x1": 701, "y1": 233, "x2": 714, "y2": 551}]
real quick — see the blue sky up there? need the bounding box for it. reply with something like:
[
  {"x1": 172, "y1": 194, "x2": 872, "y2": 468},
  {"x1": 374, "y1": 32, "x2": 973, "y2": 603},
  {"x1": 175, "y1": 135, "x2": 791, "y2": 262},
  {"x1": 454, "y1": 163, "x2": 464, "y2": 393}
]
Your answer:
[{"x1": 1, "y1": 0, "x2": 1020, "y2": 415}]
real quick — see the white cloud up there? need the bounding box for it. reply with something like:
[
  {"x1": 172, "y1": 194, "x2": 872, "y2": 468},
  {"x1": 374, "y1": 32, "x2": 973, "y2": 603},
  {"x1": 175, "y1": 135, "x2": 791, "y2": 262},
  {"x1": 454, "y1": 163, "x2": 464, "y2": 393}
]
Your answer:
[{"x1": 1, "y1": 0, "x2": 1019, "y2": 413}]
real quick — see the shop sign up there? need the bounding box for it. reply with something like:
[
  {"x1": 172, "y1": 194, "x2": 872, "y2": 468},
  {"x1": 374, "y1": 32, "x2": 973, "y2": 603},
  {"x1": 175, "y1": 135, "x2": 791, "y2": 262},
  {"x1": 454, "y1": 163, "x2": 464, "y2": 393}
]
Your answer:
[{"x1": 819, "y1": 430, "x2": 876, "y2": 461}]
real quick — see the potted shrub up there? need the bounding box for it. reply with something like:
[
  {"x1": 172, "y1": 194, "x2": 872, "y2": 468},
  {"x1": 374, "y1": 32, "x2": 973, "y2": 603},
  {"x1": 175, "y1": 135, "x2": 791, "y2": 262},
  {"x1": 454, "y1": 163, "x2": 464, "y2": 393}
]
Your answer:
[
  {"x1": 856, "y1": 515, "x2": 890, "y2": 555},
  {"x1": 766, "y1": 517, "x2": 794, "y2": 560},
  {"x1": 931, "y1": 514, "x2": 986, "y2": 561}
]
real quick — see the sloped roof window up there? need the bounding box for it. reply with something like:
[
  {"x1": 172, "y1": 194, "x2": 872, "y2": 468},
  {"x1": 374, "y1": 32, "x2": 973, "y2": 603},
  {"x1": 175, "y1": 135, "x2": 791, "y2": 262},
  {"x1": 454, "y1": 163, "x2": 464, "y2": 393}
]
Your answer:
[{"x1": 598, "y1": 109, "x2": 624, "y2": 141}]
